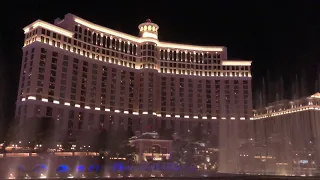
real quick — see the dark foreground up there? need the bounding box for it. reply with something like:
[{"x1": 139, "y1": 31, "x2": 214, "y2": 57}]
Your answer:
[{"x1": 7, "y1": 176, "x2": 319, "y2": 180}]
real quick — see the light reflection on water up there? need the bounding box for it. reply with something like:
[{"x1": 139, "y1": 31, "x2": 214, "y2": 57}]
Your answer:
[{"x1": 4, "y1": 161, "x2": 201, "y2": 179}]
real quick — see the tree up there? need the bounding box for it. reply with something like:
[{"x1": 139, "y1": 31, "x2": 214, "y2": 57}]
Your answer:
[
  {"x1": 106, "y1": 127, "x2": 135, "y2": 159},
  {"x1": 77, "y1": 129, "x2": 98, "y2": 151},
  {"x1": 126, "y1": 127, "x2": 134, "y2": 139},
  {"x1": 36, "y1": 117, "x2": 57, "y2": 149},
  {"x1": 61, "y1": 137, "x2": 71, "y2": 151},
  {"x1": 170, "y1": 139, "x2": 186, "y2": 164},
  {"x1": 119, "y1": 141, "x2": 136, "y2": 161},
  {"x1": 96, "y1": 128, "x2": 108, "y2": 152},
  {"x1": 96, "y1": 128, "x2": 109, "y2": 176},
  {"x1": 19, "y1": 116, "x2": 56, "y2": 151},
  {"x1": 106, "y1": 129, "x2": 123, "y2": 157},
  {"x1": 3, "y1": 118, "x2": 20, "y2": 146},
  {"x1": 192, "y1": 123, "x2": 203, "y2": 142}
]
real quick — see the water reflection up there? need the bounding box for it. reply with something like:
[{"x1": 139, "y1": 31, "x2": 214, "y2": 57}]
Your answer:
[{"x1": 4, "y1": 161, "x2": 201, "y2": 179}]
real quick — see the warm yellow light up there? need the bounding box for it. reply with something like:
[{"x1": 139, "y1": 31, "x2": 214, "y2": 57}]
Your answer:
[
  {"x1": 142, "y1": 32, "x2": 158, "y2": 39},
  {"x1": 158, "y1": 42, "x2": 224, "y2": 52},
  {"x1": 74, "y1": 18, "x2": 139, "y2": 42},
  {"x1": 24, "y1": 96, "x2": 254, "y2": 121},
  {"x1": 221, "y1": 60, "x2": 252, "y2": 66},
  {"x1": 133, "y1": 112, "x2": 139, "y2": 115},
  {"x1": 310, "y1": 92, "x2": 320, "y2": 98},
  {"x1": 23, "y1": 20, "x2": 74, "y2": 37},
  {"x1": 28, "y1": 96, "x2": 36, "y2": 100},
  {"x1": 74, "y1": 16, "x2": 224, "y2": 52},
  {"x1": 253, "y1": 105, "x2": 320, "y2": 120}
]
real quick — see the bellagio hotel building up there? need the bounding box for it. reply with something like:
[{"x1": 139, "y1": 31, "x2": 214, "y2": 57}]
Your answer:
[{"x1": 16, "y1": 13, "x2": 253, "y2": 141}]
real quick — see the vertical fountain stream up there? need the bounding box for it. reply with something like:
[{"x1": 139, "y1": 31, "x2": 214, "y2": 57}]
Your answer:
[
  {"x1": 250, "y1": 72, "x2": 320, "y2": 176},
  {"x1": 218, "y1": 77, "x2": 255, "y2": 174},
  {"x1": 0, "y1": 43, "x2": 6, "y2": 145}
]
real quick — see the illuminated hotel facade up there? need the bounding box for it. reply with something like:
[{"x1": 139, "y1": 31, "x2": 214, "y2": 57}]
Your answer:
[
  {"x1": 16, "y1": 13, "x2": 252, "y2": 173},
  {"x1": 252, "y1": 93, "x2": 320, "y2": 175}
]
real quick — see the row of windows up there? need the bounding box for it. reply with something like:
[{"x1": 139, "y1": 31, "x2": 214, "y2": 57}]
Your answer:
[
  {"x1": 39, "y1": 35, "x2": 138, "y2": 68},
  {"x1": 25, "y1": 27, "x2": 251, "y2": 74},
  {"x1": 74, "y1": 25, "x2": 138, "y2": 55},
  {"x1": 73, "y1": 24, "x2": 221, "y2": 65},
  {"x1": 17, "y1": 104, "x2": 223, "y2": 133},
  {"x1": 254, "y1": 99, "x2": 320, "y2": 116},
  {"x1": 39, "y1": 28, "x2": 138, "y2": 63},
  {"x1": 160, "y1": 49, "x2": 221, "y2": 63},
  {"x1": 20, "y1": 49, "x2": 35, "y2": 92},
  {"x1": 20, "y1": 49, "x2": 251, "y2": 117}
]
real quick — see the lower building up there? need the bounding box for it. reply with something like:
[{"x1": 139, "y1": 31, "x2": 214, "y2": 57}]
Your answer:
[
  {"x1": 252, "y1": 92, "x2": 320, "y2": 176},
  {"x1": 129, "y1": 132, "x2": 172, "y2": 163}
]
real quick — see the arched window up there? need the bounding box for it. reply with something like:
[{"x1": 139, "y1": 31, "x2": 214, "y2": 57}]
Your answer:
[
  {"x1": 152, "y1": 145, "x2": 161, "y2": 154},
  {"x1": 125, "y1": 43, "x2": 128, "y2": 53},
  {"x1": 133, "y1": 45, "x2": 136, "y2": 55},
  {"x1": 160, "y1": 50, "x2": 163, "y2": 59},
  {"x1": 102, "y1": 36, "x2": 106, "y2": 47},
  {"x1": 112, "y1": 39, "x2": 116, "y2": 49},
  {"x1": 129, "y1": 44, "x2": 133, "y2": 54},
  {"x1": 195, "y1": 53, "x2": 198, "y2": 63},
  {"x1": 115, "y1": 40, "x2": 119, "y2": 50},
  {"x1": 92, "y1": 33, "x2": 96, "y2": 45},
  {"x1": 97, "y1": 34, "x2": 101, "y2": 45},
  {"x1": 107, "y1": 37, "x2": 111, "y2": 48},
  {"x1": 121, "y1": 41, "x2": 125, "y2": 51}
]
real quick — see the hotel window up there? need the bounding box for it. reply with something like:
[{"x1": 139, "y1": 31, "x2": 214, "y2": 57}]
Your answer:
[{"x1": 46, "y1": 107, "x2": 53, "y2": 116}]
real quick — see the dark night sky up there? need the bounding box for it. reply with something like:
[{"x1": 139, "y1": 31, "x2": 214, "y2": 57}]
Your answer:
[{"x1": 1, "y1": 0, "x2": 320, "y2": 121}]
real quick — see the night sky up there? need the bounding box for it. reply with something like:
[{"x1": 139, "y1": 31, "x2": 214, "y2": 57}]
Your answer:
[{"x1": 0, "y1": 0, "x2": 320, "y2": 122}]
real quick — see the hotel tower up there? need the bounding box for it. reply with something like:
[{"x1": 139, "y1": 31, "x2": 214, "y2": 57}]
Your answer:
[{"x1": 16, "y1": 13, "x2": 253, "y2": 173}]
